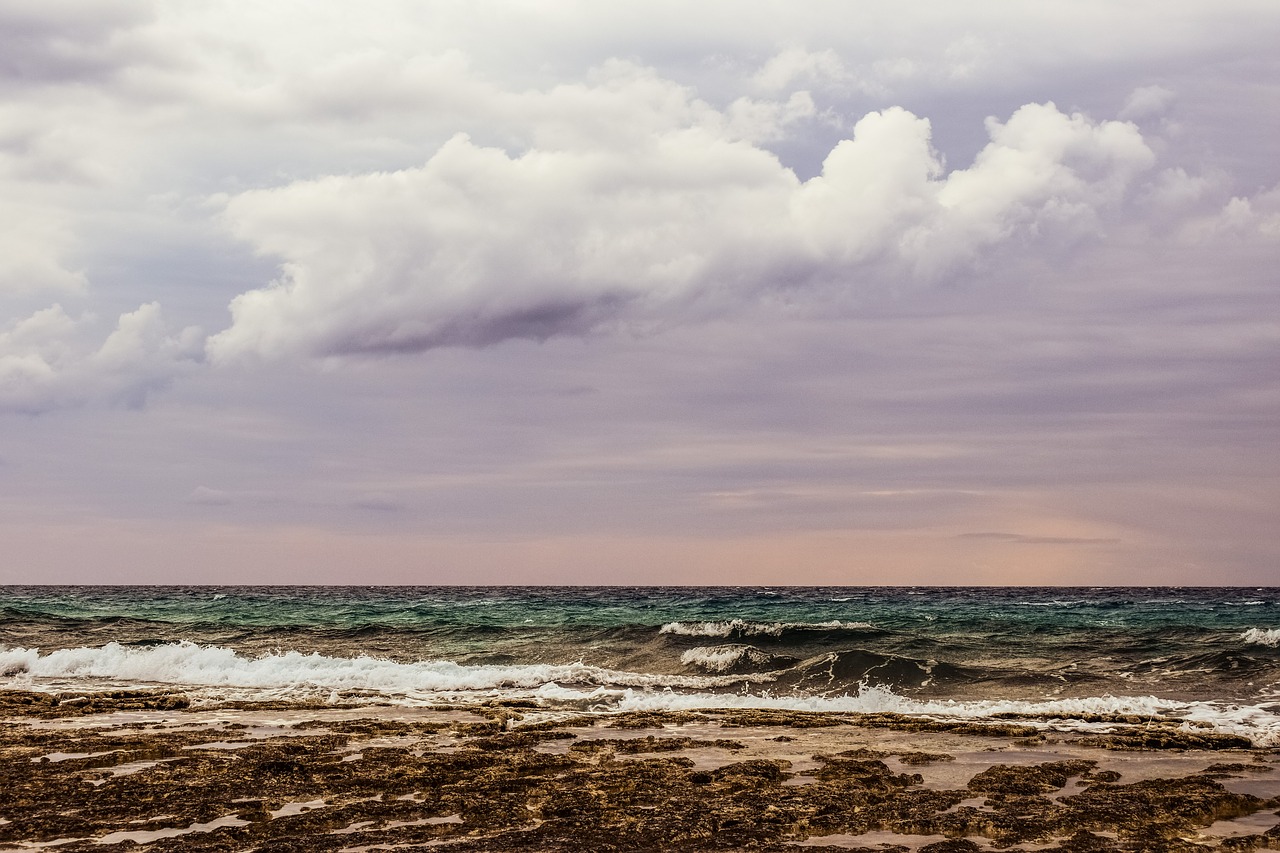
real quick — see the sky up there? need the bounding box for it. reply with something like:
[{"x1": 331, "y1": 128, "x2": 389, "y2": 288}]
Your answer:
[{"x1": 1, "y1": 1, "x2": 1278, "y2": 585}]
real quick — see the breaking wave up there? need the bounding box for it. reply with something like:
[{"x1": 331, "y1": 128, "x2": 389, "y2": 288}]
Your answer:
[
  {"x1": 0, "y1": 642, "x2": 766, "y2": 696},
  {"x1": 606, "y1": 684, "x2": 1280, "y2": 747},
  {"x1": 658, "y1": 619, "x2": 875, "y2": 638},
  {"x1": 8, "y1": 639, "x2": 1280, "y2": 746},
  {"x1": 1241, "y1": 628, "x2": 1280, "y2": 647},
  {"x1": 679, "y1": 644, "x2": 791, "y2": 673}
]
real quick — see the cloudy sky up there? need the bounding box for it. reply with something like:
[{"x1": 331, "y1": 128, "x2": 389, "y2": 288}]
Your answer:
[{"x1": 2, "y1": 1, "x2": 1278, "y2": 585}]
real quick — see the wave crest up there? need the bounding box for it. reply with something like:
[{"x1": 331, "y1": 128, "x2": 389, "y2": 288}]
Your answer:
[
  {"x1": 1241, "y1": 628, "x2": 1280, "y2": 647},
  {"x1": 658, "y1": 619, "x2": 875, "y2": 638},
  {"x1": 679, "y1": 644, "x2": 787, "y2": 673},
  {"x1": 0, "y1": 642, "x2": 766, "y2": 695},
  {"x1": 609, "y1": 684, "x2": 1280, "y2": 747}
]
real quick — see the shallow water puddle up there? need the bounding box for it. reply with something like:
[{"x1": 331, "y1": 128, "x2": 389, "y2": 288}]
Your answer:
[
  {"x1": 270, "y1": 798, "x2": 328, "y2": 818},
  {"x1": 1214, "y1": 763, "x2": 1280, "y2": 799},
  {"x1": 941, "y1": 795, "x2": 994, "y2": 813},
  {"x1": 95, "y1": 815, "x2": 251, "y2": 845},
  {"x1": 13, "y1": 837, "x2": 81, "y2": 849},
  {"x1": 332, "y1": 817, "x2": 467, "y2": 853},
  {"x1": 332, "y1": 733, "x2": 430, "y2": 761},
  {"x1": 184, "y1": 739, "x2": 257, "y2": 750},
  {"x1": 104, "y1": 756, "x2": 180, "y2": 776},
  {"x1": 32, "y1": 750, "x2": 117, "y2": 763},
  {"x1": 84, "y1": 757, "x2": 181, "y2": 785},
  {"x1": 1192, "y1": 810, "x2": 1280, "y2": 840},
  {"x1": 13, "y1": 815, "x2": 251, "y2": 849}
]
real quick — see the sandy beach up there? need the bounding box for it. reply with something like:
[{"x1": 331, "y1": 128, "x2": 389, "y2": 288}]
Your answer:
[{"x1": 4, "y1": 690, "x2": 1280, "y2": 852}]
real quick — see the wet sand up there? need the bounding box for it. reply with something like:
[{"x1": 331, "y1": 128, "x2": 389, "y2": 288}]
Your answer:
[{"x1": 3, "y1": 690, "x2": 1280, "y2": 851}]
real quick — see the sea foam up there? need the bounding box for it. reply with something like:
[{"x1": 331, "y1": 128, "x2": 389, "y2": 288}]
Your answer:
[
  {"x1": 1241, "y1": 628, "x2": 1280, "y2": 647},
  {"x1": 679, "y1": 645, "x2": 776, "y2": 672},
  {"x1": 0, "y1": 642, "x2": 762, "y2": 695},
  {"x1": 609, "y1": 684, "x2": 1280, "y2": 747},
  {"x1": 659, "y1": 619, "x2": 874, "y2": 638},
  {"x1": 8, "y1": 640, "x2": 1280, "y2": 746}
]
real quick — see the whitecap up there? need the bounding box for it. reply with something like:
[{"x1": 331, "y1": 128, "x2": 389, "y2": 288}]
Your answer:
[
  {"x1": 658, "y1": 619, "x2": 874, "y2": 638},
  {"x1": 679, "y1": 645, "x2": 775, "y2": 673},
  {"x1": 0, "y1": 641, "x2": 769, "y2": 696},
  {"x1": 611, "y1": 684, "x2": 1280, "y2": 747},
  {"x1": 1240, "y1": 628, "x2": 1280, "y2": 647}
]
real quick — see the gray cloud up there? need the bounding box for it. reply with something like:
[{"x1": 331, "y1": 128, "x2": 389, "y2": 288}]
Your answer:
[{"x1": 0, "y1": 0, "x2": 157, "y2": 88}]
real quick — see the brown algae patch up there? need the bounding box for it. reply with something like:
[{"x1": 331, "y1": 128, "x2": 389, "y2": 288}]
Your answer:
[{"x1": 3, "y1": 690, "x2": 1280, "y2": 851}]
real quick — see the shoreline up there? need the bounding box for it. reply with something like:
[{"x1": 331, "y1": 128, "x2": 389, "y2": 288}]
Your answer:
[{"x1": 4, "y1": 690, "x2": 1280, "y2": 851}]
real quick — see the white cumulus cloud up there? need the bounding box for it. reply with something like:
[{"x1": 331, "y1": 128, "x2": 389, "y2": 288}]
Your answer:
[
  {"x1": 0, "y1": 302, "x2": 203, "y2": 413},
  {"x1": 209, "y1": 97, "x2": 1154, "y2": 362}
]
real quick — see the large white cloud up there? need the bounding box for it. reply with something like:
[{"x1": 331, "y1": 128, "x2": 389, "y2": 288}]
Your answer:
[
  {"x1": 0, "y1": 200, "x2": 87, "y2": 296},
  {"x1": 0, "y1": 302, "x2": 202, "y2": 413},
  {"x1": 209, "y1": 96, "x2": 1153, "y2": 361}
]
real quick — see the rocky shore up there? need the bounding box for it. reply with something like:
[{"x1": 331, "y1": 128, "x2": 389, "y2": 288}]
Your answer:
[{"x1": 3, "y1": 689, "x2": 1280, "y2": 851}]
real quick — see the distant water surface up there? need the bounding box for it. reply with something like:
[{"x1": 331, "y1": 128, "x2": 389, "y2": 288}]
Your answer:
[{"x1": 4, "y1": 586, "x2": 1280, "y2": 743}]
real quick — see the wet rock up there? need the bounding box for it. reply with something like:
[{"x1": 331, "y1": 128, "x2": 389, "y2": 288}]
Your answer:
[
  {"x1": 467, "y1": 730, "x2": 576, "y2": 750},
  {"x1": 813, "y1": 755, "x2": 921, "y2": 789},
  {"x1": 968, "y1": 760, "x2": 1096, "y2": 795},
  {"x1": 0, "y1": 689, "x2": 190, "y2": 718},
  {"x1": 848, "y1": 712, "x2": 1043, "y2": 738},
  {"x1": 713, "y1": 709, "x2": 847, "y2": 728},
  {"x1": 1201, "y1": 762, "x2": 1275, "y2": 776},
  {"x1": 569, "y1": 735, "x2": 743, "y2": 754},
  {"x1": 602, "y1": 711, "x2": 708, "y2": 728},
  {"x1": 1079, "y1": 727, "x2": 1255, "y2": 751},
  {"x1": 920, "y1": 840, "x2": 983, "y2": 853},
  {"x1": 1049, "y1": 829, "x2": 1122, "y2": 851},
  {"x1": 1058, "y1": 774, "x2": 1264, "y2": 843},
  {"x1": 898, "y1": 751, "x2": 957, "y2": 766}
]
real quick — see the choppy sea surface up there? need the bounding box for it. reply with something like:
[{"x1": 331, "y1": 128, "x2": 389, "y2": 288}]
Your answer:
[{"x1": 4, "y1": 586, "x2": 1280, "y2": 743}]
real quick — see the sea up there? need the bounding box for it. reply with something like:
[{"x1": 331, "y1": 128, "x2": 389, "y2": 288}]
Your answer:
[{"x1": 4, "y1": 586, "x2": 1280, "y2": 744}]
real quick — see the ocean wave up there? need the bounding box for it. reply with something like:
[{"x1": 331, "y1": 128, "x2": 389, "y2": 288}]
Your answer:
[
  {"x1": 658, "y1": 619, "x2": 875, "y2": 638},
  {"x1": 1241, "y1": 628, "x2": 1280, "y2": 647},
  {"x1": 8, "y1": 641, "x2": 1280, "y2": 747},
  {"x1": 1130, "y1": 649, "x2": 1273, "y2": 678},
  {"x1": 773, "y1": 649, "x2": 994, "y2": 692},
  {"x1": 679, "y1": 645, "x2": 790, "y2": 673},
  {"x1": 607, "y1": 684, "x2": 1280, "y2": 747},
  {"x1": 0, "y1": 642, "x2": 767, "y2": 695}
]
